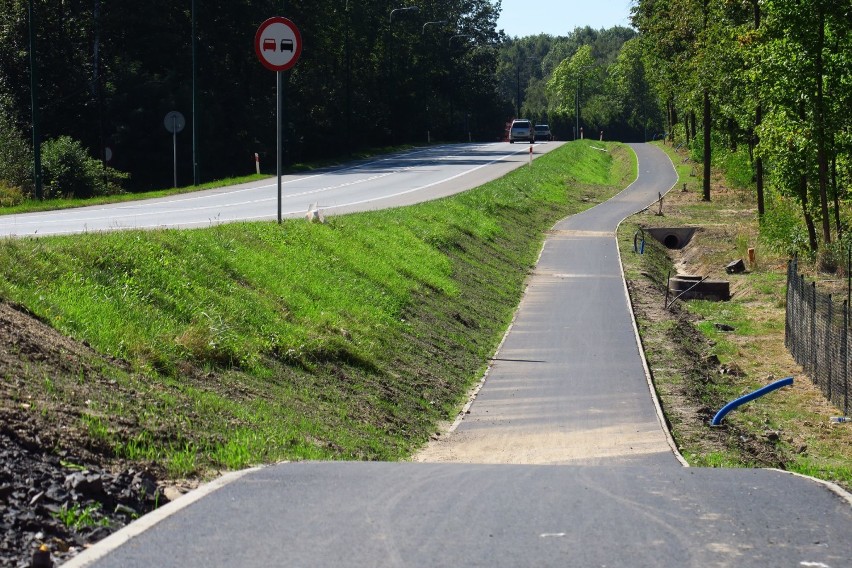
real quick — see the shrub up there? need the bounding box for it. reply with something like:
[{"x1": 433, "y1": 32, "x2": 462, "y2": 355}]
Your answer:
[
  {"x1": 41, "y1": 136, "x2": 127, "y2": 199},
  {"x1": 0, "y1": 181, "x2": 24, "y2": 207},
  {"x1": 0, "y1": 110, "x2": 33, "y2": 196},
  {"x1": 759, "y1": 191, "x2": 810, "y2": 258}
]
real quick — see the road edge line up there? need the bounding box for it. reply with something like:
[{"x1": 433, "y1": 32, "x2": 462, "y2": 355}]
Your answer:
[
  {"x1": 766, "y1": 468, "x2": 852, "y2": 507},
  {"x1": 616, "y1": 143, "x2": 689, "y2": 467},
  {"x1": 61, "y1": 466, "x2": 264, "y2": 567}
]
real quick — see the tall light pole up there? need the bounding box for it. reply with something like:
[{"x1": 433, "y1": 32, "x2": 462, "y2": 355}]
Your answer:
[
  {"x1": 28, "y1": 0, "x2": 42, "y2": 199},
  {"x1": 422, "y1": 21, "x2": 447, "y2": 143},
  {"x1": 575, "y1": 65, "x2": 593, "y2": 140},
  {"x1": 448, "y1": 34, "x2": 472, "y2": 140},
  {"x1": 390, "y1": 5, "x2": 419, "y2": 22},
  {"x1": 345, "y1": 0, "x2": 352, "y2": 156},
  {"x1": 515, "y1": 55, "x2": 537, "y2": 118},
  {"x1": 389, "y1": 6, "x2": 419, "y2": 144},
  {"x1": 192, "y1": 0, "x2": 199, "y2": 185}
]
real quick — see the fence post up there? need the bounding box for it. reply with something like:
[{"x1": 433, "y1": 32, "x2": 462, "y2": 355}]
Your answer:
[
  {"x1": 785, "y1": 260, "x2": 792, "y2": 349},
  {"x1": 826, "y1": 295, "x2": 833, "y2": 402},
  {"x1": 845, "y1": 300, "x2": 849, "y2": 416},
  {"x1": 810, "y1": 281, "x2": 817, "y2": 378},
  {"x1": 799, "y1": 273, "x2": 807, "y2": 366}
]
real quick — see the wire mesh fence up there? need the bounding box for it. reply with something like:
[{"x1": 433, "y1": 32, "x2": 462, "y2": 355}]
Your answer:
[{"x1": 786, "y1": 256, "x2": 850, "y2": 416}]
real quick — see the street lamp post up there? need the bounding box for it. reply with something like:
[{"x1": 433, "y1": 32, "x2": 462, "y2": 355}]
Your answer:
[
  {"x1": 448, "y1": 34, "x2": 472, "y2": 47},
  {"x1": 389, "y1": 6, "x2": 419, "y2": 144},
  {"x1": 422, "y1": 21, "x2": 447, "y2": 143},
  {"x1": 390, "y1": 5, "x2": 419, "y2": 22},
  {"x1": 192, "y1": 0, "x2": 199, "y2": 185},
  {"x1": 447, "y1": 34, "x2": 472, "y2": 140},
  {"x1": 575, "y1": 65, "x2": 593, "y2": 141},
  {"x1": 345, "y1": 0, "x2": 352, "y2": 156},
  {"x1": 27, "y1": 0, "x2": 42, "y2": 199},
  {"x1": 515, "y1": 55, "x2": 538, "y2": 119}
]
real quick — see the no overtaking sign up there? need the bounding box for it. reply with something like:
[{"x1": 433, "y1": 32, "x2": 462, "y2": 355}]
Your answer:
[{"x1": 254, "y1": 17, "x2": 302, "y2": 72}]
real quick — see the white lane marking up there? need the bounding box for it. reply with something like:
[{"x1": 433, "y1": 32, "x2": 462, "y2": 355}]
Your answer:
[{"x1": 61, "y1": 466, "x2": 263, "y2": 568}]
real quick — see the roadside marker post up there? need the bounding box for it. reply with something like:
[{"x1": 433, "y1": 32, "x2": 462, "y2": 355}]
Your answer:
[
  {"x1": 254, "y1": 16, "x2": 302, "y2": 224},
  {"x1": 529, "y1": 145, "x2": 533, "y2": 167}
]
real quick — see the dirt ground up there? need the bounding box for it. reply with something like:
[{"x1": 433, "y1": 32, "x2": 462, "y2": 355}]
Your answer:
[
  {"x1": 624, "y1": 157, "x2": 852, "y2": 487},
  {"x1": 0, "y1": 302, "x2": 197, "y2": 566}
]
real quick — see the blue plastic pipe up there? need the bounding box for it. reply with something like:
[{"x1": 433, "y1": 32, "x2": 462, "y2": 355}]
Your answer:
[{"x1": 711, "y1": 377, "x2": 794, "y2": 426}]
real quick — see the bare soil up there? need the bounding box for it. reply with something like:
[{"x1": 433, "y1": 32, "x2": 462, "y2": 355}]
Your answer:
[
  {"x1": 0, "y1": 302, "x2": 193, "y2": 567},
  {"x1": 624, "y1": 151, "x2": 852, "y2": 488}
]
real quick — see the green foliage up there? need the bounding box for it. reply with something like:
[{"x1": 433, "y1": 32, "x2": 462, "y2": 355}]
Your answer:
[
  {"x1": 41, "y1": 136, "x2": 126, "y2": 199},
  {"x1": 0, "y1": 180, "x2": 24, "y2": 208},
  {"x1": 0, "y1": 108, "x2": 32, "y2": 195},
  {"x1": 52, "y1": 502, "x2": 109, "y2": 531},
  {"x1": 758, "y1": 193, "x2": 812, "y2": 258},
  {"x1": 634, "y1": 0, "x2": 852, "y2": 258},
  {"x1": 717, "y1": 147, "x2": 754, "y2": 191}
]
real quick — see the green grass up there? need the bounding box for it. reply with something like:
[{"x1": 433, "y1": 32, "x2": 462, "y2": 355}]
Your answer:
[
  {"x1": 52, "y1": 503, "x2": 110, "y2": 531},
  {"x1": 1, "y1": 140, "x2": 635, "y2": 474}
]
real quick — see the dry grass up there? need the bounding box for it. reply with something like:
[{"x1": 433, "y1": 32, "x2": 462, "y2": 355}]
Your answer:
[{"x1": 621, "y1": 143, "x2": 852, "y2": 489}]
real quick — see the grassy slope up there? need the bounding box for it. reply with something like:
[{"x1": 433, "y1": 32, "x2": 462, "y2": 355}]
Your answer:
[{"x1": 0, "y1": 141, "x2": 635, "y2": 477}]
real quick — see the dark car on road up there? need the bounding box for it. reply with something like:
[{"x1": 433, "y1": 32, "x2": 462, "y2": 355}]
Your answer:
[{"x1": 534, "y1": 124, "x2": 553, "y2": 141}]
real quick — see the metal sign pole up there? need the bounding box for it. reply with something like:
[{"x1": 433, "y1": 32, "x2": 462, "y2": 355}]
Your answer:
[
  {"x1": 172, "y1": 115, "x2": 178, "y2": 188},
  {"x1": 277, "y1": 70, "x2": 282, "y2": 224},
  {"x1": 254, "y1": 16, "x2": 301, "y2": 224}
]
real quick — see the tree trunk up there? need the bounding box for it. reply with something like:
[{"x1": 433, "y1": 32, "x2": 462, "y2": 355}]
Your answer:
[
  {"x1": 703, "y1": 89, "x2": 711, "y2": 201},
  {"x1": 815, "y1": 8, "x2": 831, "y2": 244},
  {"x1": 755, "y1": 105, "x2": 765, "y2": 216},
  {"x1": 832, "y1": 155, "x2": 841, "y2": 240},
  {"x1": 667, "y1": 100, "x2": 674, "y2": 143},
  {"x1": 753, "y1": 0, "x2": 765, "y2": 217},
  {"x1": 801, "y1": 176, "x2": 818, "y2": 253},
  {"x1": 728, "y1": 118, "x2": 737, "y2": 151}
]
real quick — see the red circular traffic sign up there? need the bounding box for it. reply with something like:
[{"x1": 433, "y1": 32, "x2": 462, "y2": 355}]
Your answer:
[{"x1": 254, "y1": 17, "x2": 302, "y2": 72}]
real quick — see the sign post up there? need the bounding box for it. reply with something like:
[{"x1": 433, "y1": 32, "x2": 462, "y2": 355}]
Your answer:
[
  {"x1": 164, "y1": 111, "x2": 186, "y2": 188},
  {"x1": 255, "y1": 17, "x2": 302, "y2": 224}
]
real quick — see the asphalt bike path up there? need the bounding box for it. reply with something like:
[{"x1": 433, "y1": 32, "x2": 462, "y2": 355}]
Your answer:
[
  {"x1": 415, "y1": 142, "x2": 680, "y2": 465},
  {"x1": 66, "y1": 144, "x2": 852, "y2": 568}
]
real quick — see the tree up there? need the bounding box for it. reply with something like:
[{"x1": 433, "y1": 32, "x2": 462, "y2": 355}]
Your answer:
[
  {"x1": 608, "y1": 37, "x2": 663, "y2": 140},
  {"x1": 753, "y1": 0, "x2": 852, "y2": 249}
]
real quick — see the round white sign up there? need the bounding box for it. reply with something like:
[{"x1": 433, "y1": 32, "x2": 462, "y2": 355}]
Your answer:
[
  {"x1": 255, "y1": 17, "x2": 302, "y2": 72},
  {"x1": 164, "y1": 111, "x2": 186, "y2": 134}
]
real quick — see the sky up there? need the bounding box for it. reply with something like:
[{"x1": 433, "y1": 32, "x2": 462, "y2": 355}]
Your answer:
[{"x1": 495, "y1": 0, "x2": 634, "y2": 38}]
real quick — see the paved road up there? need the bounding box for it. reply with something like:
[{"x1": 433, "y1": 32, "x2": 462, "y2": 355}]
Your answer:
[
  {"x1": 0, "y1": 142, "x2": 560, "y2": 237},
  {"x1": 70, "y1": 463, "x2": 852, "y2": 568},
  {"x1": 65, "y1": 143, "x2": 852, "y2": 568}
]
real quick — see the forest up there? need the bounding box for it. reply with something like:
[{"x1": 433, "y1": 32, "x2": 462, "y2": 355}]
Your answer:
[
  {"x1": 1, "y1": 0, "x2": 849, "y2": 260},
  {"x1": 0, "y1": 1, "x2": 649, "y2": 193}
]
